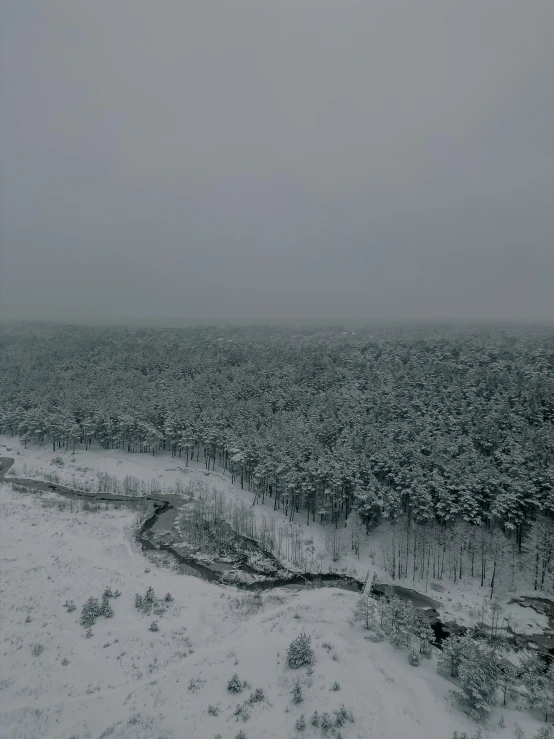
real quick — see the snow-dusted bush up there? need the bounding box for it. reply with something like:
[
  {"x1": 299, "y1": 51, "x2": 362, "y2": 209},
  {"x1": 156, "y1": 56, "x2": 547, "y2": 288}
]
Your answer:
[
  {"x1": 333, "y1": 705, "x2": 354, "y2": 727},
  {"x1": 227, "y1": 673, "x2": 243, "y2": 694},
  {"x1": 135, "y1": 586, "x2": 168, "y2": 616},
  {"x1": 286, "y1": 633, "x2": 314, "y2": 669},
  {"x1": 310, "y1": 711, "x2": 320, "y2": 727},
  {"x1": 145, "y1": 586, "x2": 155, "y2": 604},
  {"x1": 295, "y1": 714, "x2": 306, "y2": 731},
  {"x1": 101, "y1": 596, "x2": 114, "y2": 618},
  {"x1": 233, "y1": 702, "x2": 250, "y2": 721},
  {"x1": 320, "y1": 712, "x2": 333, "y2": 733},
  {"x1": 80, "y1": 597, "x2": 101, "y2": 628},
  {"x1": 409, "y1": 649, "x2": 420, "y2": 666},
  {"x1": 207, "y1": 705, "x2": 219, "y2": 716},
  {"x1": 247, "y1": 688, "x2": 264, "y2": 704},
  {"x1": 149, "y1": 621, "x2": 159, "y2": 632},
  {"x1": 30, "y1": 643, "x2": 44, "y2": 657},
  {"x1": 331, "y1": 681, "x2": 341, "y2": 691}
]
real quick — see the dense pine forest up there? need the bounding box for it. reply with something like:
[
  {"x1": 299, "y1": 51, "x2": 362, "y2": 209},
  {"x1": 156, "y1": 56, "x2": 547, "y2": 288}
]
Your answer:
[{"x1": 1, "y1": 322, "x2": 553, "y2": 592}]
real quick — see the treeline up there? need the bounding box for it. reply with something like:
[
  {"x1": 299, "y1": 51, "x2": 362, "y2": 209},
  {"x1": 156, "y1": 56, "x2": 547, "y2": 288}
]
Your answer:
[{"x1": 1, "y1": 323, "x2": 553, "y2": 588}]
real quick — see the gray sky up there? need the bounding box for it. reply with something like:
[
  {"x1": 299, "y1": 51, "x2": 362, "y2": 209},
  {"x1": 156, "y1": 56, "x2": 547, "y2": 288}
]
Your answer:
[{"x1": 1, "y1": 1, "x2": 553, "y2": 325}]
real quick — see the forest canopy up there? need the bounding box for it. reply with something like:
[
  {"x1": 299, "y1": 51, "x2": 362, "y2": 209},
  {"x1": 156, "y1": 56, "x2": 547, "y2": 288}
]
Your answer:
[{"x1": 1, "y1": 323, "x2": 553, "y2": 543}]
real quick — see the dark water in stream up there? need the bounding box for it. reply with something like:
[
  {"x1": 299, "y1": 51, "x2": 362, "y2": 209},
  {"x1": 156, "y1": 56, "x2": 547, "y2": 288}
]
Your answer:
[{"x1": 1, "y1": 456, "x2": 551, "y2": 654}]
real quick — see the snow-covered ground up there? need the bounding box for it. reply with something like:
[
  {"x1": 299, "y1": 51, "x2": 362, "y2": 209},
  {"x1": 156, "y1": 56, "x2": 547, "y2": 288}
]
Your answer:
[
  {"x1": 2, "y1": 478, "x2": 547, "y2": 739},
  {"x1": 2, "y1": 435, "x2": 552, "y2": 642}
]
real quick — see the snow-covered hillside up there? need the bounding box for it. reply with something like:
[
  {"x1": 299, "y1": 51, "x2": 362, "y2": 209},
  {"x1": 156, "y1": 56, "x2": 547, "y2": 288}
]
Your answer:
[{"x1": 0, "y1": 478, "x2": 547, "y2": 739}]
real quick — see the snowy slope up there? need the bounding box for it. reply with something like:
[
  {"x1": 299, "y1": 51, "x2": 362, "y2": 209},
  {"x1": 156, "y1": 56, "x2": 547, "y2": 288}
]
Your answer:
[{"x1": 0, "y1": 482, "x2": 546, "y2": 739}]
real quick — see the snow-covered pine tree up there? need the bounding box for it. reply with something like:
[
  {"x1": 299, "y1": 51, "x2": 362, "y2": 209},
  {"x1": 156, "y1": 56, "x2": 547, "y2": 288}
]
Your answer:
[
  {"x1": 286, "y1": 633, "x2": 314, "y2": 669},
  {"x1": 456, "y1": 643, "x2": 499, "y2": 720},
  {"x1": 101, "y1": 595, "x2": 114, "y2": 618},
  {"x1": 80, "y1": 597, "x2": 101, "y2": 628},
  {"x1": 413, "y1": 611, "x2": 434, "y2": 656},
  {"x1": 438, "y1": 633, "x2": 477, "y2": 678}
]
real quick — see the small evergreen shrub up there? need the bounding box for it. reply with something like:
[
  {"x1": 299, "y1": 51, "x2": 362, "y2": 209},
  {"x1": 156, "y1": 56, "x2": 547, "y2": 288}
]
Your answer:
[
  {"x1": 286, "y1": 633, "x2": 314, "y2": 669},
  {"x1": 30, "y1": 643, "x2": 44, "y2": 657},
  {"x1": 61, "y1": 657, "x2": 69, "y2": 665},
  {"x1": 227, "y1": 674, "x2": 243, "y2": 694},
  {"x1": 103, "y1": 587, "x2": 113, "y2": 599},
  {"x1": 248, "y1": 688, "x2": 264, "y2": 703},
  {"x1": 164, "y1": 592, "x2": 173, "y2": 602},
  {"x1": 291, "y1": 680, "x2": 303, "y2": 704},
  {"x1": 235, "y1": 732, "x2": 247, "y2": 739},
  {"x1": 408, "y1": 649, "x2": 420, "y2": 666},
  {"x1": 207, "y1": 705, "x2": 219, "y2": 716},
  {"x1": 85, "y1": 629, "x2": 93, "y2": 638},
  {"x1": 64, "y1": 600, "x2": 76, "y2": 613},
  {"x1": 101, "y1": 597, "x2": 114, "y2": 618},
  {"x1": 25, "y1": 615, "x2": 32, "y2": 624},
  {"x1": 113, "y1": 589, "x2": 121, "y2": 598},
  {"x1": 331, "y1": 681, "x2": 341, "y2": 691},
  {"x1": 320, "y1": 712, "x2": 333, "y2": 733},
  {"x1": 295, "y1": 715, "x2": 306, "y2": 731},
  {"x1": 310, "y1": 711, "x2": 320, "y2": 727},
  {"x1": 81, "y1": 597, "x2": 101, "y2": 628},
  {"x1": 333, "y1": 705, "x2": 353, "y2": 728},
  {"x1": 149, "y1": 621, "x2": 159, "y2": 632}
]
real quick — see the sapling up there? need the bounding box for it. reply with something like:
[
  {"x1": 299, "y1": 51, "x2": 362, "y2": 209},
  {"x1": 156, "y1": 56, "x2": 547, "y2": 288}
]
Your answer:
[
  {"x1": 291, "y1": 680, "x2": 303, "y2": 704},
  {"x1": 295, "y1": 715, "x2": 306, "y2": 731}
]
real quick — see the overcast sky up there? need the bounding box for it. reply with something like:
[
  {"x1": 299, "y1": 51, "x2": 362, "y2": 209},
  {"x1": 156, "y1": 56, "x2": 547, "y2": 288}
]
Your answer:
[{"x1": 1, "y1": 1, "x2": 553, "y2": 325}]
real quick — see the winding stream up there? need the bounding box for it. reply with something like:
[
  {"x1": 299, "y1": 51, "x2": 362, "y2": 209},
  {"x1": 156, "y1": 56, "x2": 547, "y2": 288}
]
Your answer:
[{"x1": 2, "y1": 456, "x2": 552, "y2": 654}]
